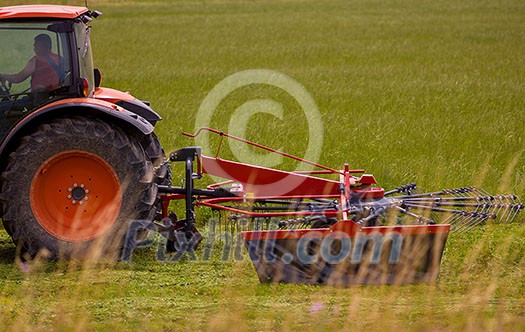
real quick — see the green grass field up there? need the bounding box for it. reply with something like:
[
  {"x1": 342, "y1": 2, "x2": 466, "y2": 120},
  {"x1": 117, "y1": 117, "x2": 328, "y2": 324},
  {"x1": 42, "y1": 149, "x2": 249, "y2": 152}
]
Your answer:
[{"x1": 0, "y1": 0, "x2": 524, "y2": 330}]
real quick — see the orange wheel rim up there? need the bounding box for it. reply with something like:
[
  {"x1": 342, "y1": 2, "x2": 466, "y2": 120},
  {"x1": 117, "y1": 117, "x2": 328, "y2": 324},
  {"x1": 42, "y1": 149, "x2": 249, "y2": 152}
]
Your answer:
[{"x1": 30, "y1": 150, "x2": 122, "y2": 242}]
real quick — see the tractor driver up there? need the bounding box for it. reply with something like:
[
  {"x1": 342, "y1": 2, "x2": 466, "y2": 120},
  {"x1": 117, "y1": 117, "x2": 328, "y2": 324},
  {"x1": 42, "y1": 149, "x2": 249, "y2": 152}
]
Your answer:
[{"x1": 0, "y1": 33, "x2": 63, "y2": 94}]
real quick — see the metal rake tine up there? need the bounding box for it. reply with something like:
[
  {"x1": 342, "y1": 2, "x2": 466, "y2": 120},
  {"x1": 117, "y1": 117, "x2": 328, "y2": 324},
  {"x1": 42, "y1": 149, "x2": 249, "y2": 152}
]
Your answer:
[
  {"x1": 453, "y1": 211, "x2": 488, "y2": 230},
  {"x1": 453, "y1": 214, "x2": 484, "y2": 233},
  {"x1": 451, "y1": 219, "x2": 466, "y2": 232},
  {"x1": 441, "y1": 207, "x2": 469, "y2": 225},
  {"x1": 479, "y1": 190, "x2": 510, "y2": 221},
  {"x1": 454, "y1": 187, "x2": 471, "y2": 198},
  {"x1": 470, "y1": 189, "x2": 491, "y2": 202},
  {"x1": 473, "y1": 188, "x2": 495, "y2": 205},
  {"x1": 503, "y1": 208, "x2": 517, "y2": 224},
  {"x1": 495, "y1": 203, "x2": 511, "y2": 222},
  {"x1": 493, "y1": 200, "x2": 508, "y2": 222},
  {"x1": 442, "y1": 212, "x2": 460, "y2": 225},
  {"x1": 450, "y1": 215, "x2": 468, "y2": 231},
  {"x1": 456, "y1": 214, "x2": 492, "y2": 235},
  {"x1": 464, "y1": 187, "x2": 487, "y2": 206},
  {"x1": 485, "y1": 204, "x2": 499, "y2": 221},
  {"x1": 476, "y1": 187, "x2": 491, "y2": 197},
  {"x1": 462, "y1": 207, "x2": 499, "y2": 233},
  {"x1": 448, "y1": 215, "x2": 465, "y2": 228},
  {"x1": 454, "y1": 221, "x2": 477, "y2": 235},
  {"x1": 449, "y1": 212, "x2": 472, "y2": 228},
  {"x1": 476, "y1": 199, "x2": 493, "y2": 218},
  {"x1": 455, "y1": 214, "x2": 489, "y2": 234},
  {"x1": 492, "y1": 195, "x2": 514, "y2": 223},
  {"x1": 393, "y1": 205, "x2": 433, "y2": 225},
  {"x1": 503, "y1": 196, "x2": 522, "y2": 223},
  {"x1": 451, "y1": 214, "x2": 473, "y2": 231},
  {"x1": 452, "y1": 188, "x2": 473, "y2": 200},
  {"x1": 448, "y1": 186, "x2": 475, "y2": 197},
  {"x1": 511, "y1": 195, "x2": 523, "y2": 207},
  {"x1": 505, "y1": 202, "x2": 523, "y2": 224}
]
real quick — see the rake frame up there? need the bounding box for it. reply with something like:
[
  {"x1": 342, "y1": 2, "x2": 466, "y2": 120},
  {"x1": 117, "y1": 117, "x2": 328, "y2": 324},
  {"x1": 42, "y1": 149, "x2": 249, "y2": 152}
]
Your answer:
[{"x1": 153, "y1": 128, "x2": 522, "y2": 285}]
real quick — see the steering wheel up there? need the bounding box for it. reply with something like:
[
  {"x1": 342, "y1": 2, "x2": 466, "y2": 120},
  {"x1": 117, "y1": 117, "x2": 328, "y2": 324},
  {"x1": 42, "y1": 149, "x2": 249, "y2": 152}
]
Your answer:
[{"x1": 0, "y1": 78, "x2": 12, "y2": 98}]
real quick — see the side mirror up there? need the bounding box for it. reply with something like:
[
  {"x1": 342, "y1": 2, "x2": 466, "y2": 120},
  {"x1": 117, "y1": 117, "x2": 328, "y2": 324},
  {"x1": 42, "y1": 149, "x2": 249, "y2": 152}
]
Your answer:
[{"x1": 94, "y1": 68, "x2": 102, "y2": 88}]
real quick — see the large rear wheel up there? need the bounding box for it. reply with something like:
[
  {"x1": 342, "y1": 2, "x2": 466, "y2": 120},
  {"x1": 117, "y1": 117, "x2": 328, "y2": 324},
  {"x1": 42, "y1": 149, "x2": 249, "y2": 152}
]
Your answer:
[{"x1": 1, "y1": 117, "x2": 159, "y2": 260}]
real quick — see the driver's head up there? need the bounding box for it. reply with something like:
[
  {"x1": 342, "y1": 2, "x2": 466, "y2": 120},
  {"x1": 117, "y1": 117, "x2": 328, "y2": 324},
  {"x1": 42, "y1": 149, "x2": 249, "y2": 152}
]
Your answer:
[{"x1": 33, "y1": 34, "x2": 52, "y2": 55}]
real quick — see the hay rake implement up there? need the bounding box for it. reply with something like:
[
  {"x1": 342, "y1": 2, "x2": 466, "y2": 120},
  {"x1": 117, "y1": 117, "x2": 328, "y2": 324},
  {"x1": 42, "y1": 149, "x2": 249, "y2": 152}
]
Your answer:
[{"x1": 150, "y1": 128, "x2": 523, "y2": 285}]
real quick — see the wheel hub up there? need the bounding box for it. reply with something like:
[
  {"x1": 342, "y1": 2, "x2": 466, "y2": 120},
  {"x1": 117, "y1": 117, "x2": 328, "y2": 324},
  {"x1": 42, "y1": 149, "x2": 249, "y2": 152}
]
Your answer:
[
  {"x1": 30, "y1": 150, "x2": 122, "y2": 242},
  {"x1": 69, "y1": 184, "x2": 89, "y2": 204}
]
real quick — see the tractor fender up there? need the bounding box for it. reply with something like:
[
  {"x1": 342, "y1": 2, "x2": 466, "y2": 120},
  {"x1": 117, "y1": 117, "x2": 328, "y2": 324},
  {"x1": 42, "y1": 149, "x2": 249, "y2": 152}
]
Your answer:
[
  {"x1": 0, "y1": 97, "x2": 154, "y2": 173},
  {"x1": 94, "y1": 87, "x2": 162, "y2": 126}
]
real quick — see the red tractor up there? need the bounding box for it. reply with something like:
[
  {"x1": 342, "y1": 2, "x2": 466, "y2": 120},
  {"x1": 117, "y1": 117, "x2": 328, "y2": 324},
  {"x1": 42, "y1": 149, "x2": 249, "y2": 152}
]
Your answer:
[
  {"x1": 0, "y1": 5, "x2": 522, "y2": 285},
  {"x1": 0, "y1": 5, "x2": 169, "y2": 259}
]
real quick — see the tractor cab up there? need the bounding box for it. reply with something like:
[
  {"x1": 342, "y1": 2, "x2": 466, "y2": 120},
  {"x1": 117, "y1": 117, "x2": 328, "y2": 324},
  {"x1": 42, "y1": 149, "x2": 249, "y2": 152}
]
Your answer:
[{"x1": 0, "y1": 6, "x2": 98, "y2": 138}]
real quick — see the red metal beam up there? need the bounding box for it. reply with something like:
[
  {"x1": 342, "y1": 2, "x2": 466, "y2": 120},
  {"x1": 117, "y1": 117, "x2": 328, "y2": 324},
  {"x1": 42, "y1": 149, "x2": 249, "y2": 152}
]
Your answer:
[{"x1": 201, "y1": 155, "x2": 341, "y2": 197}]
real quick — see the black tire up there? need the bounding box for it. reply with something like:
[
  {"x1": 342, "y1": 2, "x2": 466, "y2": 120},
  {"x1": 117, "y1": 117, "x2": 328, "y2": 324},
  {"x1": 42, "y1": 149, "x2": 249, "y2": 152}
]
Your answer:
[
  {"x1": 142, "y1": 133, "x2": 171, "y2": 186},
  {"x1": 0, "y1": 116, "x2": 159, "y2": 260},
  {"x1": 140, "y1": 133, "x2": 171, "y2": 223}
]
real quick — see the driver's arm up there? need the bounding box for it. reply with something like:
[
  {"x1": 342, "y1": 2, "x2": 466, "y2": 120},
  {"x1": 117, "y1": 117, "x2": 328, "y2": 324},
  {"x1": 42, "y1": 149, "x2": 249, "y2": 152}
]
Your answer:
[{"x1": 0, "y1": 57, "x2": 36, "y2": 84}]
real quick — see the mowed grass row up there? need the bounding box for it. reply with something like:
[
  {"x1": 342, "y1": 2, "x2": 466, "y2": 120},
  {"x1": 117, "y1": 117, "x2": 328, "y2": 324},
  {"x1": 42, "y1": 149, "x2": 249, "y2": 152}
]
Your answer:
[{"x1": 0, "y1": 0, "x2": 524, "y2": 331}]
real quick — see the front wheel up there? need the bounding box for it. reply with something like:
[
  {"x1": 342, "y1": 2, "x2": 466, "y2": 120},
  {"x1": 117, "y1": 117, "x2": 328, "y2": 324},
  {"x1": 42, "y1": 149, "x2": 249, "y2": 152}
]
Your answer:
[{"x1": 1, "y1": 117, "x2": 158, "y2": 260}]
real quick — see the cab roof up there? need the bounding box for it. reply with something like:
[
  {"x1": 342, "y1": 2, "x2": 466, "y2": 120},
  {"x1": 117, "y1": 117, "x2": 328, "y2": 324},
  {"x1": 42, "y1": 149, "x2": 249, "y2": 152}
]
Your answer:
[{"x1": 0, "y1": 5, "x2": 89, "y2": 20}]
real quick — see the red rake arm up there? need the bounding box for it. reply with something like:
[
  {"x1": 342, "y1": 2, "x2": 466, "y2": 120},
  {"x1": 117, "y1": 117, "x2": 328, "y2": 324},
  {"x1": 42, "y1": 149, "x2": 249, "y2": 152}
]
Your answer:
[
  {"x1": 182, "y1": 127, "x2": 364, "y2": 175},
  {"x1": 200, "y1": 155, "x2": 341, "y2": 197}
]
